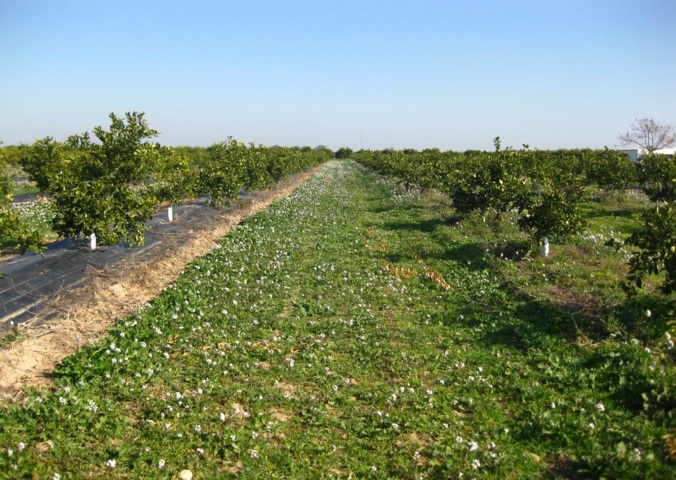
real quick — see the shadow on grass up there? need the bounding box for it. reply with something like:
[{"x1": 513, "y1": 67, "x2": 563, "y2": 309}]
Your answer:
[
  {"x1": 581, "y1": 207, "x2": 637, "y2": 219},
  {"x1": 423, "y1": 242, "x2": 491, "y2": 270},
  {"x1": 606, "y1": 294, "x2": 674, "y2": 341},
  {"x1": 446, "y1": 278, "x2": 672, "y2": 358},
  {"x1": 476, "y1": 295, "x2": 607, "y2": 353},
  {"x1": 377, "y1": 204, "x2": 671, "y2": 351},
  {"x1": 429, "y1": 298, "x2": 590, "y2": 354},
  {"x1": 370, "y1": 204, "x2": 425, "y2": 214},
  {"x1": 382, "y1": 252, "x2": 408, "y2": 264},
  {"x1": 382, "y1": 217, "x2": 446, "y2": 233},
  {"x1": 490, "y1": 240, "x2": 531, "y2": 261},
  {"x1": 418, "y1": 239, "x2": 529, "y2": 272},
  {"x1": 431, "y1": 270, "x2": 612, "y2": 352}
]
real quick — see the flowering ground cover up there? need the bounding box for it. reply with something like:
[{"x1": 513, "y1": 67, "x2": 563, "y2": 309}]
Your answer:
[
  {"x1": 0, "y1": 160, "x2": 673, "y2": 478},
  {"x1": 0, "y1": 199, "x2": 55, "y2": 254}
]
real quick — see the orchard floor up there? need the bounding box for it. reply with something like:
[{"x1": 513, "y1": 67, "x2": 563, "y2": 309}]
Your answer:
[
  {"x1": 0, "y1": 165, "x2": 322, "y2": 395},
  {"x1": 0, "y1": 160, "x2": 673, "y2": 478}
]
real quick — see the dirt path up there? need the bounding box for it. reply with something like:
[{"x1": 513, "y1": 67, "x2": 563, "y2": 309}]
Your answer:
[{"x1": 0, "y1": 165, "x2": 322, "y2": 399}]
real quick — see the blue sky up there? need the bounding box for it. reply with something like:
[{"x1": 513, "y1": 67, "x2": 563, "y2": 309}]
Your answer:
[{"x1": 1, "y1": 0, "x2": 675, "y2": 150}]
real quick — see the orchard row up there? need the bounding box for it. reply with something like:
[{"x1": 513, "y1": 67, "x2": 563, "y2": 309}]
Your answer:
[
  {"x1": 353, "y1": 142, "x2": 675, "y2": 295},
  {"x1": 0, "y1": 112, "x2": 333, "y2": 253}
]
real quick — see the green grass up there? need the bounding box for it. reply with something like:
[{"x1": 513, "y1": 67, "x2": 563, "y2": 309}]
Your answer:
[
  {"x1": 579, "y1": 191, "x2": 648, "y2": 236},
  {"x1": 0, "y1": 201, "x2": 55, "y2": 253},
  {"x1": 1, "y1": 163, "x2": 53, "y2": 253},
  {"x1": 10, "y1": 180, "x2": 40, "y2": 196},
  {"x1": 0, "y1": 331, "x2": 28, "y2": 350},
  {"x1": 1, "y1": 164, "x2": 39, "y2": 196},
  {"x1": 0, "y1": 161, "x2": 673, "y2": 479}
]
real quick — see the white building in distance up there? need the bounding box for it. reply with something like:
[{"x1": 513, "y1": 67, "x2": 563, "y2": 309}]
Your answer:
[{"x1": 618, "y1": 148, "x2": 676, "y2": 162}]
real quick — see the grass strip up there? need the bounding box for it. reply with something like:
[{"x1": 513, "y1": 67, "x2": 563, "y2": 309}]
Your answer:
[{"x1": 0, "y1": 160, "x2": 673, "y2": 478}]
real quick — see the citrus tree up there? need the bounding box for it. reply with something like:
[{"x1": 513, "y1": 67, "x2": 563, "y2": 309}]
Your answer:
[
  {"x1": 195, "y1": 138, "x2": 247, "y2": 205},
  {"x1": 626, "y1": 202, "x2": 676, "y2": 295},
  {"x1": 582, "y1": 147, "x2": 637, "y2": 191},
  {"x1": 152, "y1": 148, "x2": 194, "y2": 207},
  {"x1": 335, "y1": 147, "x2": 353, "y2": 159},
  {"x1": 625, "y1": 154, "x2": 676, "y2": 296},
  {"x1": 355, "y1": 146, "x2": 589, "y2": 254},
  {"x1": 22, "y1": 112, "x2": 169, "y2": 246},
  {"x1": 18, "y1": 137, "x2": 64, "y2": 193},
  {"x1": 635, "y1": 154, "x2": 676, "y2": 203}
]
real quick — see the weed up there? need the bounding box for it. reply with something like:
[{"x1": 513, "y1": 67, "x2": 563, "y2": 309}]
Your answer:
[{"x1": 0, "y1": 161, "x2": 672, "y2": 478}]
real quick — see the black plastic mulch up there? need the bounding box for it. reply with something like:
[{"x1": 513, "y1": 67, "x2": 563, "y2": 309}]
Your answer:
[{"x1": 1, "y1": 191, "x2": 261, "y2": 328}]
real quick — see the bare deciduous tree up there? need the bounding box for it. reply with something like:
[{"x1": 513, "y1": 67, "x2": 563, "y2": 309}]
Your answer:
[{"x1": 619, "y1": 116, "x2": 676, "y2": 153}]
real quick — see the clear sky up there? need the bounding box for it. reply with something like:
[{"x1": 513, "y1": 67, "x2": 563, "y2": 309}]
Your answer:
[{"x1": 1, "y1": 0, "x2": 675, "y2": 151}]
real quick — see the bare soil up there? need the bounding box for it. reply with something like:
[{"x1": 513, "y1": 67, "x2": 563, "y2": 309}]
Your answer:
[{"x1": 0, "y1": 166, "x2": 321, "y2": 399}]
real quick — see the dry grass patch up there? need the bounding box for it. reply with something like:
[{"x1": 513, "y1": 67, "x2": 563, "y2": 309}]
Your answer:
[{"x1": 273, "y1": 382, "x2": 297, "y2": 397}]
